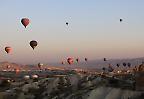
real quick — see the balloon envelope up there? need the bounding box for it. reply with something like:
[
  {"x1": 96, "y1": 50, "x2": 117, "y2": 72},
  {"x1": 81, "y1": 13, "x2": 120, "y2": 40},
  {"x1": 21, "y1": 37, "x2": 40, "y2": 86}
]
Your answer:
[
  {"x1": 120, "y1": 19, "x2": 123, "y2": 22},
  {"x1": 123, "y1": 63, "x2": 126, "y2": 67},
  {"x1": 104, "y1": 58, "x2": 107, "y2": 61},
  {"x1": 127, "y1": 63, "x2": 131, "y2": 67},
  {"x1": 85, "y1": 58, "x2": 88, "y2": 62},
  {"x1": 21, "y1": 18, "x2": 30, "y2": 28},
  {"x1": 6, "y1": 65, "x2": 10, "y2": 69},
  {"x1": 116, "y1": 63, "x2": 120, "y2": 67},
  {"x1": 5, "y1": 47, "x2": 12, "y2": 54},
  {"x1": 38, "y1": 63, "x2": 43, "y2": 69},
  {"x1": 67, "y1": 58, "x2": 74, "y2": 65},
  {"x1": 76, "y1": 58, "x2": 79, "y2": 63},
  {"x1": 30, "y1": 40, "x2": 37, "y2": 50},
  {"x1": 102, "y1": 67, "x2": 106, "y2": 71}
]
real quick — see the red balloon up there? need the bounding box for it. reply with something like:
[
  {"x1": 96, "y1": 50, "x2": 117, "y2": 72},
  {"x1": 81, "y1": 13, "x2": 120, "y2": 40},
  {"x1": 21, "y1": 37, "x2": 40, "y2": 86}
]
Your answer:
[
  {"x1": 67, "y1": 58, "x2": 74, "y2": 65},
  {"x1": 5, "y1": 47, "x2": 12, "y2": 54},
  {"x1": 21, "y1": 18, "x2": 30, "y2": 28}
]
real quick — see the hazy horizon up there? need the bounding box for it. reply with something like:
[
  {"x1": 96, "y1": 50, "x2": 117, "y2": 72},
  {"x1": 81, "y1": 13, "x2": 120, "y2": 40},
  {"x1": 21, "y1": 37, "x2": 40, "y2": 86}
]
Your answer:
[{"x1": 0, "y1": 0, "x2": 144, "y2": 64}]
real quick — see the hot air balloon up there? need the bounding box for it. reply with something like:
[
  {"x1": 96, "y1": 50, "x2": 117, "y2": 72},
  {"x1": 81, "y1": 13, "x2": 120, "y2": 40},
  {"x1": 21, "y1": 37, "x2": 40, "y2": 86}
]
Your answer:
[
  {"x1": 102, "y1": 67, "x2": 106, "y2": 71},
  {"x1": 6, "y1": 65, "x2": 10, "y2": 69},
  {"x1": 5, "y1": 47, "x2": 12, "y2": 54},
  {"x1": 67, "y1": 58, "x2": 74, "y2": 65},
  {"x1": 21, "y1": 18, "x2": 30, "y2": 28},
  {"x1": 85, "y1": 58, "x2": 88, "y2": 62},
  {"x1": 30, "y1": 40, "x2": 37, "y2": 50},
  {"x1": 66, "y1": 22, "x2": 68, "y2": 26},
  {"x1": 120, "y1": 19, "x2": 123, "y2": 22},
  {"x1": 38, "y1": 63, "x2": 43, "y2": 69},
  {"x1": 116, "y1": 63, "x2": 120, "y2": 67},
  {"x1": 76, "y1": 58, "x2": 79, "y2": 63},
  {"x1": 127, "y1": 63, "x2": 131, "y2": 68},
  {"x1": 123, "y1": 62, "x2": 126, "y2": 67},
  {"x1": 104, "y1": 58, "x2": 107, "y2": 61}
]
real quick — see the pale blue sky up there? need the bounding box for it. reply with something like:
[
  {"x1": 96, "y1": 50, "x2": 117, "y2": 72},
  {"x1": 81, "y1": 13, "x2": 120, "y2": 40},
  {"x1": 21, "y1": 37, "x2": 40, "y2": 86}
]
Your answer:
[{"x1": 0, "y1": 0, "x2": 144, "y2": 64}]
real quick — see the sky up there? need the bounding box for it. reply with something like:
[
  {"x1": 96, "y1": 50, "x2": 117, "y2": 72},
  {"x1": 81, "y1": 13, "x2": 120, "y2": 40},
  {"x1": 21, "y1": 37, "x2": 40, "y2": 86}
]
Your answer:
[{"x1": 0, "y1": 0, "x2": 144, "y2": 64}]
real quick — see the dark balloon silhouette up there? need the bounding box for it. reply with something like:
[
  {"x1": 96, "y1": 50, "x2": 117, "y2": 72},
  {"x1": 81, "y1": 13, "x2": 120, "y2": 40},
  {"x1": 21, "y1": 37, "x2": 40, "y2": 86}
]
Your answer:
[
  {"x1": 5, "y1": 47, "x2": 12, "y2": 54},
  {"x1": 30, "y1": 40, "x2": 37, "y2": 50},
  {"x1": 102, "y1": 67, "x2": 106, "y2": 71},
  {"x1": 76, "y1": 58, "x2": 79, "y2": 63},
  {"x1": 85, "y1": 58, "x2": 88, "y2": 62},
  {"x1": 67, "y1": 58, "x2": 74, "y2": 65},
  {"x1": 104, "y1": 58, "x2": 107, "y2": 61},
  {"x1": 123, "y1": 63, "x2": 127, "y2": 67},
  {"x1": 66, "y1": 22, "x2": 68, "y2": 26},
  {"x1": 120, "y1": 19, "x2": 123, "y2": 22},
  {"x1": 21, "y1": 18, "x2": 30, "y2": 28},
  {"x1": 116, "y1": 63, "x2": 120, "y2": 67},
  {"x1": 127, "y1": 63, "x2": 131, "y2": 68}
]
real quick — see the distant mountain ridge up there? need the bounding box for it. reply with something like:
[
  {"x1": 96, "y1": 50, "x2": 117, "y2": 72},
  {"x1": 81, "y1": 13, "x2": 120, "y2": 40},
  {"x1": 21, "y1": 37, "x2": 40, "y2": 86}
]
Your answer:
[{"x1": 0, "y1": 57, "x2": 144, "y2": 69}]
